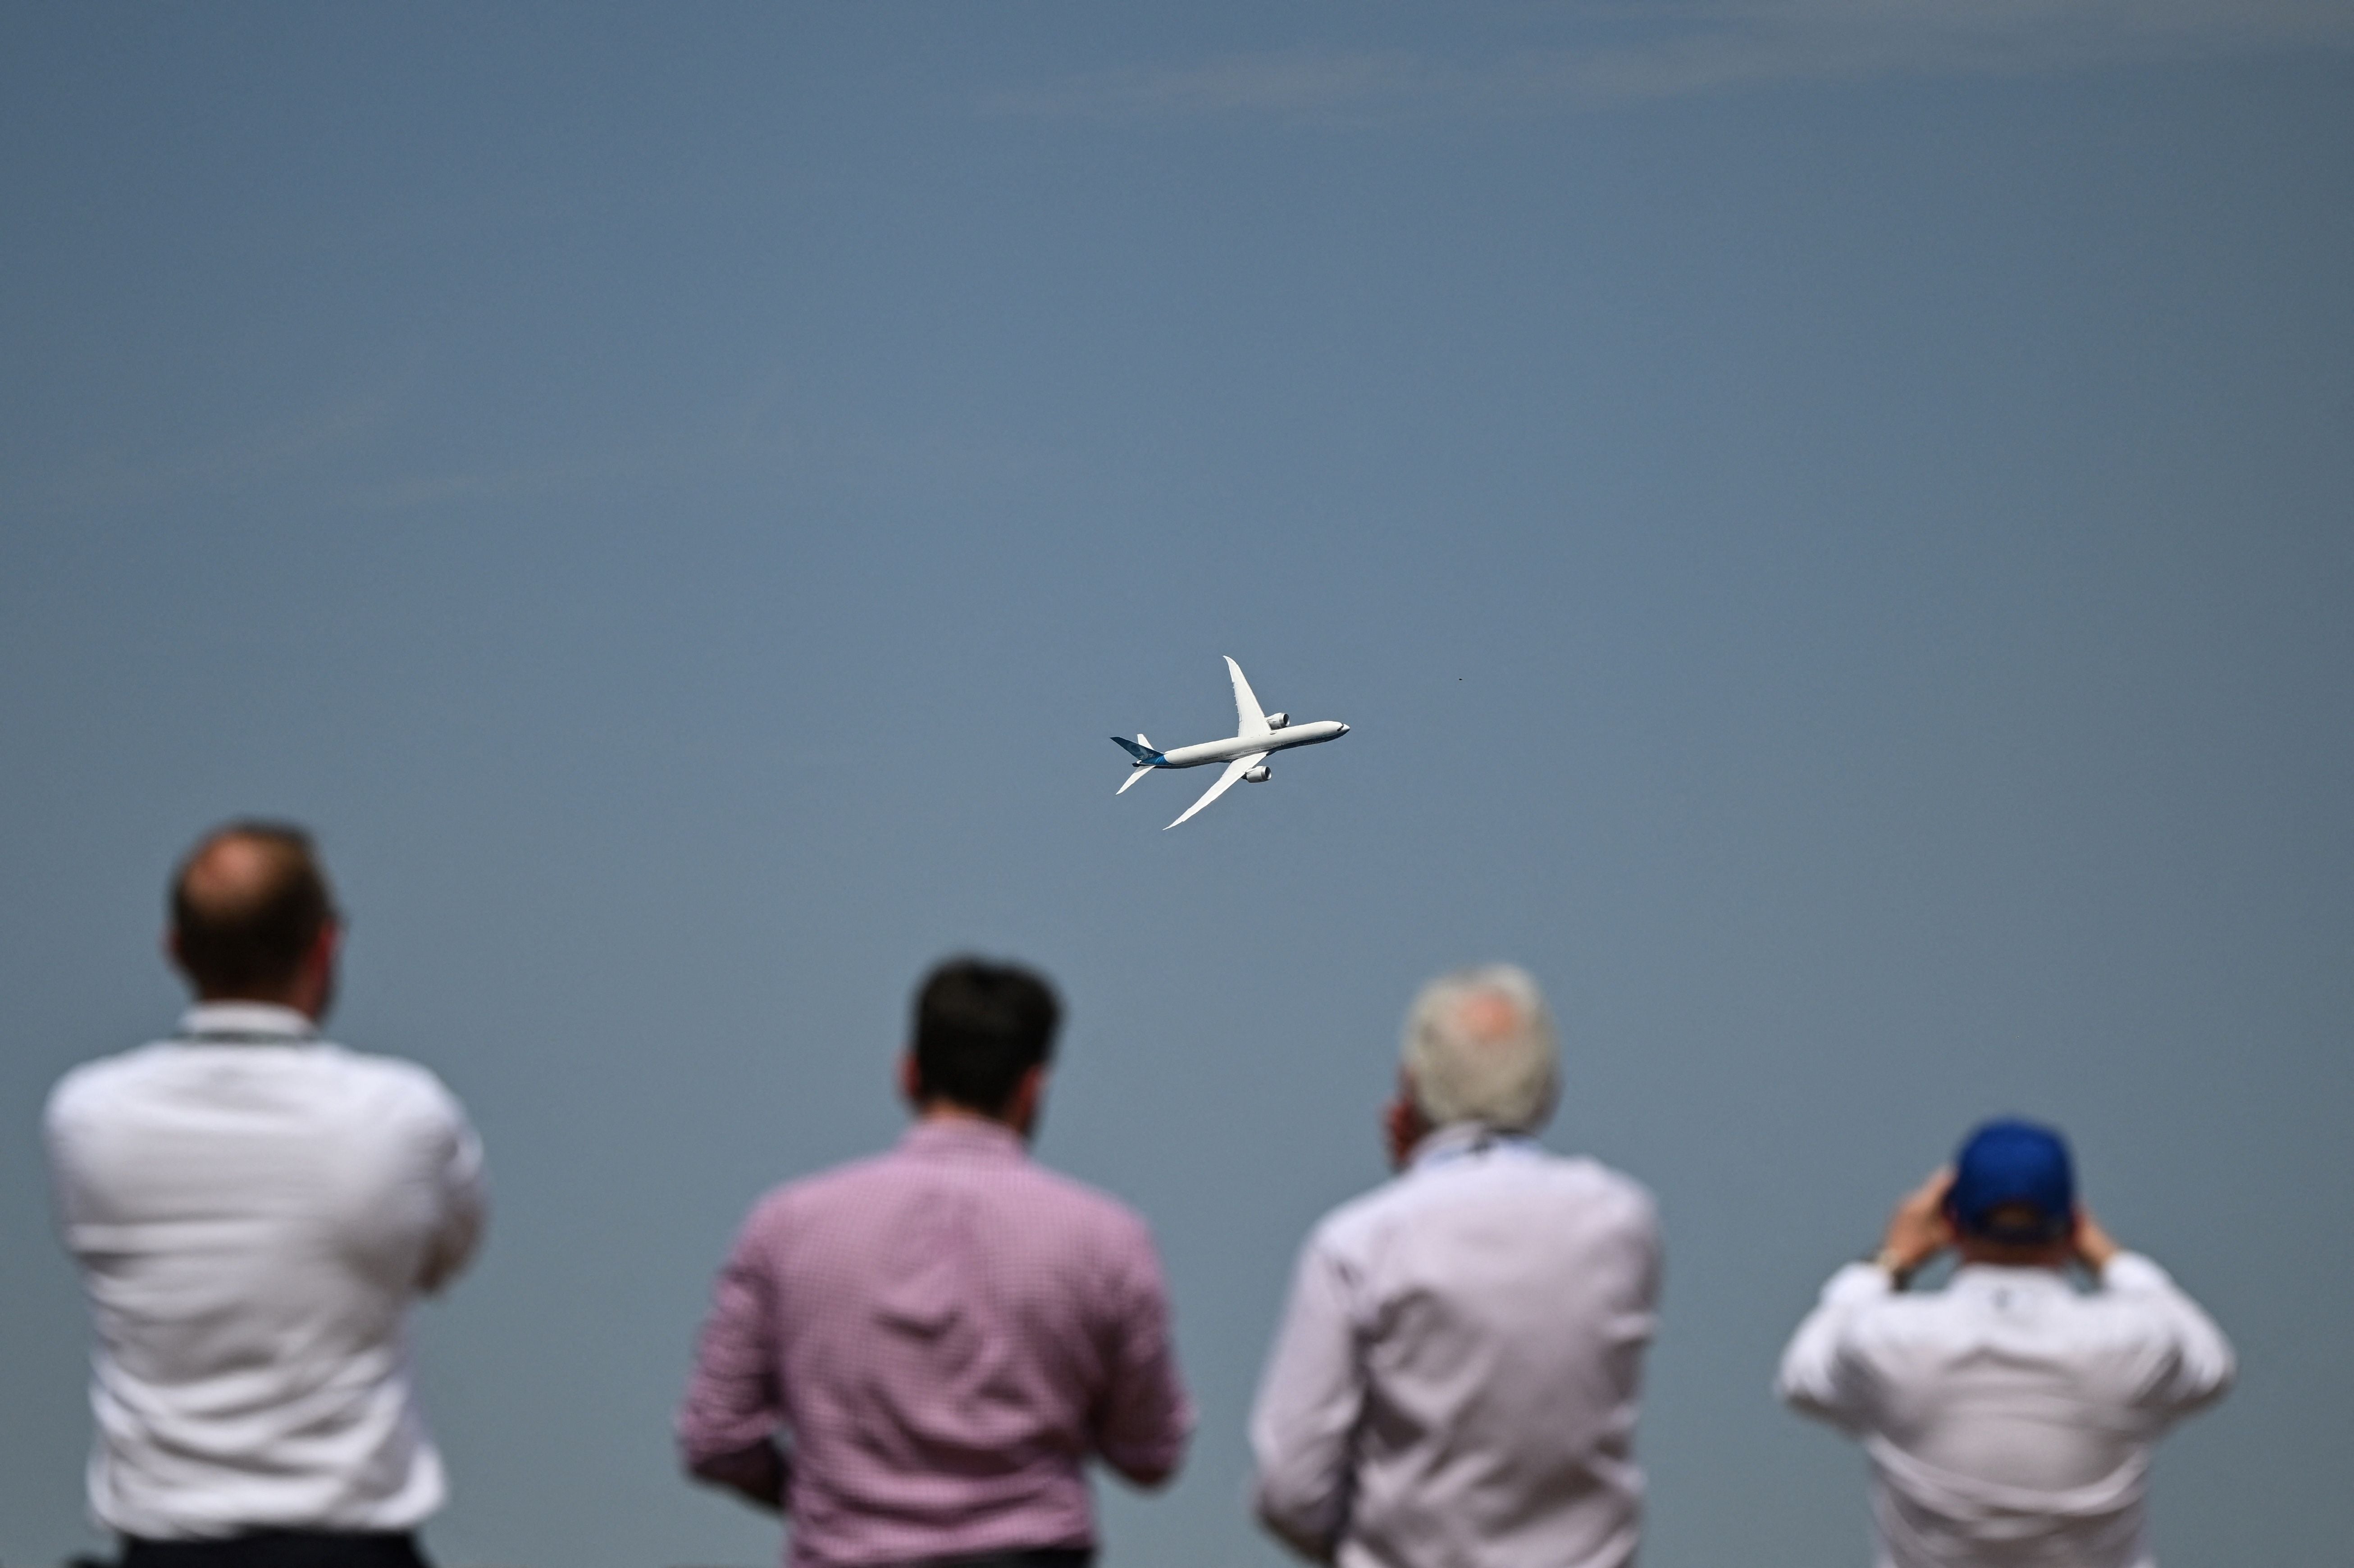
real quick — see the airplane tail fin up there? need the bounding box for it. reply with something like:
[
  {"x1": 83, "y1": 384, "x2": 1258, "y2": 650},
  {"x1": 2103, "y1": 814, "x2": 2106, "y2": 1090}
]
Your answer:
[{"x1": 1110, "y1": 735, "x2": 1163, "y2": 765}]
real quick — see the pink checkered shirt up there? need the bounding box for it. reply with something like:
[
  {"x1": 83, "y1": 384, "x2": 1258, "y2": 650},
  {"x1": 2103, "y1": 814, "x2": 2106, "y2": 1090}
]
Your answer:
[{"x1": 678, "y1": 1118, "x2": 1192, "y2": 1568}]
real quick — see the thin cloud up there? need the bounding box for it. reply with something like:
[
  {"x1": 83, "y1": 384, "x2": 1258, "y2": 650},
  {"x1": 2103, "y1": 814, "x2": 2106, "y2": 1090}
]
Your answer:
[
  {"x1": 16, "y1": 400, "x2": 392, "y2": 515},
  {"x1": 982, "y1": 0, "x2": 2354, "y2": 120},
  {"x1": 988, "y1": 48, "x2": 1462, "y2": 121}
]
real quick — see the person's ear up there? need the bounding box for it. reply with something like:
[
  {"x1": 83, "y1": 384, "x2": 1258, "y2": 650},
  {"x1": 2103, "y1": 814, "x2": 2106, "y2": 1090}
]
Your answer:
[
  {"x1": 307, "y1": 920, "x2": 342, "y2": 976},
  {"x1": 897, "y1": 1052, "x2": 922, "y2": 1108},
  {"x1": 1008, "y1": 1063, "x2": 1047, "y2": 1129},
  {"x1": 1384, "y1": 1071, "x2": 1429, "y2": 1170}
]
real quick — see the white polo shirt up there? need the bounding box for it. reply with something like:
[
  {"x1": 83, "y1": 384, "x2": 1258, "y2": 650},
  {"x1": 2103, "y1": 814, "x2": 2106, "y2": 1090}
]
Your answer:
[
  {"x1": 1778, "y1": 1255, "x2": 2234, "y2": 1568},
  {"x1": 44, "y1": 1003, "x2": 487, "y2": 1540}
]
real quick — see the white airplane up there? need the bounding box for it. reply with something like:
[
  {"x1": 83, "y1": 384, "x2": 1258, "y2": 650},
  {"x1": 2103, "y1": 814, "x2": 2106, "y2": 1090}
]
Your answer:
[{"x1": 1112, "y1": 657, "x2": 1351, "y2": 829}]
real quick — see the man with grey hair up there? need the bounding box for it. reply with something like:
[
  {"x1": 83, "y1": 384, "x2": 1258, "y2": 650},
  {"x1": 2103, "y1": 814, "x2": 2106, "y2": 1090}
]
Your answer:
[{"x1": 1250, "y1": 964, "x2": 1662, "y2": 1568}]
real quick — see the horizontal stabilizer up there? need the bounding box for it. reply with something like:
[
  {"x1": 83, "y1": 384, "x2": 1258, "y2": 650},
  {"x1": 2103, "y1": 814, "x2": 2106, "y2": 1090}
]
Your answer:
[{"x1": 1117, "y1": 765, "x2": 1154, "y2": 795}]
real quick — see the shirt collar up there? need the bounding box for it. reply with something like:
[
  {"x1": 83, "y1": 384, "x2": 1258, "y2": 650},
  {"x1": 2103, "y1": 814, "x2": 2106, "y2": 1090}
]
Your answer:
[
  {"x1": 176, "y1": 1002, "x2": 320, "y2": 1044},
  {"x1": 1408, "y1": 1121, "x2": 1539, "y2": 1173},
  {"x1": 1948, "y1": 1262, "x2": 2075, "y2": 1295},
  {"x1": 899, "y1": 1116, "x2": 1029, "y2": 1162}
]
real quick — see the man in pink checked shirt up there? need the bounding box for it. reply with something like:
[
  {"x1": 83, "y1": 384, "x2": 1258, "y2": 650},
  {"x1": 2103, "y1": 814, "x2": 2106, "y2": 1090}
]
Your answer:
[{"x1": 677, "y1": 958, "x2": 1192, "y2": 1568}]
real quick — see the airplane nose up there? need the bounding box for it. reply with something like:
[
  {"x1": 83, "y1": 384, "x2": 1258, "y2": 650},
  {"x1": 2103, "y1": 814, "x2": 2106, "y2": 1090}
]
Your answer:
[{"x1": 1339, "y1": 723, "x2": 1350, "y2": 734}]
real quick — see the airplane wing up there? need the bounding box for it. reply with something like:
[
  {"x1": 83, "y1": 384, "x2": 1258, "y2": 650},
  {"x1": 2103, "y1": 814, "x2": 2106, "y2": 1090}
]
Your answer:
[
  {"x1": 1167, "y1": 750, "x2": 1268, "y2": 830},
  {"x1": 1226, "y1": 656, "x2": 1271, "y2": 738}
]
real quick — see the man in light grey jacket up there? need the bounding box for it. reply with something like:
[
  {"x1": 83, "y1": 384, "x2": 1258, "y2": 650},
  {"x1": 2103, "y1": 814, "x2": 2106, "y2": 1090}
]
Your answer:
[{"x1": 1251, "y1": 964, "x2": 1661, "y2": 1568}]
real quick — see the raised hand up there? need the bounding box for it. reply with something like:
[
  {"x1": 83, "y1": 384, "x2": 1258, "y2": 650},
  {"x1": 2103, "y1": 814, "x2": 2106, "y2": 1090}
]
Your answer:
[
  {"x1": 2072, "y1": 1207, "x2": 2121, "y2": 1274},
  {"x1": 1877, "y1": 1167, "x2": 1957, "y2": 1280}
]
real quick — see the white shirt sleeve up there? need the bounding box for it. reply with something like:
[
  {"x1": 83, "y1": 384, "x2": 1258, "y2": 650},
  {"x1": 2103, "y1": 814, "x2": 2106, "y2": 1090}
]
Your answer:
[
  {"x1": 1250, "y1": 1231, "x2": 1365, "y2": 1563},
  {"x1": 1775, "y1": 1261, "x2": 1896, "y2": 1432},
  {"x1": 2098, "y1": 1251, "x2": 2235, "y2": 1422},
  {"x1": 416, "y1": 1088, "x2": 488, "y2": 1295}
]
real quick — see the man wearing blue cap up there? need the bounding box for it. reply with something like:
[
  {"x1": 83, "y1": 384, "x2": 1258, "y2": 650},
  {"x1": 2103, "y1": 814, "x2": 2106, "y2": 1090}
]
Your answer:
[{"x1": 1777, "y1": 1118, "x2": 2233, "y2": 1568}]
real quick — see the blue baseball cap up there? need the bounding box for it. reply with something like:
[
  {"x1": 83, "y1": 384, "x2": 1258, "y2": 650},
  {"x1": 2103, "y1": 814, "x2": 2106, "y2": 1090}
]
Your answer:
[{"x1": 1946, "y1": 1118, "x2": 2075, "y2": 1244}]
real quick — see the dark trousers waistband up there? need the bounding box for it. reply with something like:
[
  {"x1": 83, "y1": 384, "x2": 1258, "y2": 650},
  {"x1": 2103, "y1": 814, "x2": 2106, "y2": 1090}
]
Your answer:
[
  {"x1": 121, "y1": 1532, "x2": 430, "y2": 1568},
  {"x1": 903, "y1": 1550, "x2": 1094, "y2": 1568}
]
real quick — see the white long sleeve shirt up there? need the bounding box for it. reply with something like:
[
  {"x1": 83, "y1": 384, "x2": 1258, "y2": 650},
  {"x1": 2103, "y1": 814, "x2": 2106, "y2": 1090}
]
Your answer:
[
  {"x1": 44, "y1": 1003, "x2": 487, "y2": 1540},
  {"x1": 1777, "y1": 1255, "x2": 2233, "y2": 1568},
  {"x1": 1251, "y1": 1127, "x2": 1661, "y2": 1568}
]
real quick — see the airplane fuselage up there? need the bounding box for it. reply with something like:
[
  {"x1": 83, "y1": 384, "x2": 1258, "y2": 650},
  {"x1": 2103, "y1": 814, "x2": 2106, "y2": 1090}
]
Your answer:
[
  {"x1": 1155, "y1": 720, "x2": 1349, "y2": 769},
  {"x1": 1114, "y1": 657, "x2": 1350, "y2": 828}
]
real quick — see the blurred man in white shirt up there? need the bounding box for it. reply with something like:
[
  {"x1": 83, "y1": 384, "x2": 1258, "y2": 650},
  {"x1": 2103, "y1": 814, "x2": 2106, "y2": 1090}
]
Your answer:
[
  {"x1": 46, "y1": 823, "x2": 486, "y2": 1568},
  {"x1": 1778, "y1": 1119, "x2": 2232, "y2": 1568},
  {"x1": 1251, "y1": 964, "x2": 1661, "y2": 1568}
]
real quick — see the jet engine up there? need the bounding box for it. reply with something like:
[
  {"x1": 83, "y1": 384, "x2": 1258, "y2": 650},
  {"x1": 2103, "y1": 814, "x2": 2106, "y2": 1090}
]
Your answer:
[
  {"x1": 1264, "y1": 712, "x2": 1289, "y2": 729},
  {"x1": 1243, "y1": 765, "x2": 1272, "y2": 783}
]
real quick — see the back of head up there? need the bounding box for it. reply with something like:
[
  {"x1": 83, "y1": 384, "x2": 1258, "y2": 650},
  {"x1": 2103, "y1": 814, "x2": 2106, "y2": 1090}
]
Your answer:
[
  {"x1": 912, "y1": 957, "x2": 1062, "y2": 1116},
  {"x1": 1947, "y1": 1117, "x2": 2076, "y2": 1245},
  {"x1": 1401, "y1": 963, "x2": 1559, "y2": 1134},
  {"x1": 170, "y1": 822, "x2": 338, "y2": 999}
]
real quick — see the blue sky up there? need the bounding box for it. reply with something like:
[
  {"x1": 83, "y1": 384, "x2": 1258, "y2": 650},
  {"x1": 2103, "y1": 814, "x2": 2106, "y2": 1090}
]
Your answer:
[{"x1": 4, "y1": 7, "x2": 2349, "y2": 1567}]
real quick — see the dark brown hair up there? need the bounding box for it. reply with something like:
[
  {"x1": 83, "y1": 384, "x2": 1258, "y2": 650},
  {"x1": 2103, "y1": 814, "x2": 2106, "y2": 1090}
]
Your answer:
[
  {"x1": 912, "y1": 957, "x2": 1061, "y2": 1114},
  {"x1": 170, "y1": 821, "x2": 337, "y2": 996}
]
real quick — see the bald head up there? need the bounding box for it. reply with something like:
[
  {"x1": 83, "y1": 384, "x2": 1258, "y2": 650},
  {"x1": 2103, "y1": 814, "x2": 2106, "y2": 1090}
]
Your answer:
[{"x1": 169, "y1": 822, "x2": 339, "y2": 1003}]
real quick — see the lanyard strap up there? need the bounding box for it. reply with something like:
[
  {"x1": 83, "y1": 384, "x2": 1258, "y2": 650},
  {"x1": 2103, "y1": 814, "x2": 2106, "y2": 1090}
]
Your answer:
[{"x1": 1419, "y1": 1130, "x2": 1537, "y2": 1169}]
